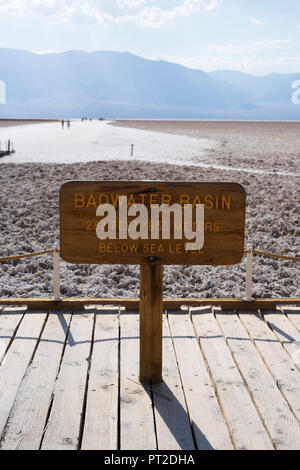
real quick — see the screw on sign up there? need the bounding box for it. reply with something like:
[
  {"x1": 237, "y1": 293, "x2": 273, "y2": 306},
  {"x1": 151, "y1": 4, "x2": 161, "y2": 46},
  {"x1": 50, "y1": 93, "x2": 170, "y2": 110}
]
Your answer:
[{"x1": 60, "y1": 181, "x2": 246, "y2": 382}]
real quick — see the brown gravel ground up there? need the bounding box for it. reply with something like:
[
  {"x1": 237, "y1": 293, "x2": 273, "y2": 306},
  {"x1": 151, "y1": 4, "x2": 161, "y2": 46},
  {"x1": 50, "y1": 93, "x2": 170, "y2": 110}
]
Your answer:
[{"x1": 0, "y1": 155, "x2": 299, "y2": 299}]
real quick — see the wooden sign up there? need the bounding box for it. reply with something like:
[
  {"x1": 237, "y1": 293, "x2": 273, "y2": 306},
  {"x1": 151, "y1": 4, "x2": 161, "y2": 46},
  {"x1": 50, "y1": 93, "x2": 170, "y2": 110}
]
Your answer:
[
  {"x1": 60, "y1": 180, "x2": 246, "y2": 383},
  {"x1": 60, "y1": 181, "x2": 246, "y2": 266}
]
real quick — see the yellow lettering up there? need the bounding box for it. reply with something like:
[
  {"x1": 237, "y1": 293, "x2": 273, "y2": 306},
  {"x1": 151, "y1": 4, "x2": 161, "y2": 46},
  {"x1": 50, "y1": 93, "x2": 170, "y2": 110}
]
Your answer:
[
  {"x1": 150, "y1": 194, "x2": 159, "y2": 206},
  {"x1": 139, "y1": 194, "x2": 148, "y2": 205},
  {"x1": 192, "y1": 195, "x2": 201, "y2": 208},
  {"x1": 74, "y1": 193, "x2": 85, "y2": 208},
  {"x1": 129, "y1": 243, "x2": 138, "y2": 254},
  {"x1": 222, "y1": 195, "x2": 231, "y2": 210},
  {"x1": 157, "y1": 244, "x2": 164, "y2": 254},
  {"x1": 111, "y1": 194, "x2": 119, "y2": 208},
  {"x1": 176, "y1": 243, "x2": 183, "y2": 254},
  {"x1": 204, "y1": 194, "x2": 214, "y2": 210},
  {"x1": 86, "y1": 193, "x2": 97, "y2": 208},
  {"x1": 150, "y1": 243, "x2": 156, "y2": 254},
  {"x1": 180, "y1": 194, "x2": 190, "y2": 206},
  {"x1": 161, "y1": 194, "x2": 172, "y2": 205},
  {"x1": 127, "y1": 194, "x2": 136, "y2": 207},
  {"x1": 98, "y1": 243, "x2": 107, "y2": 253},
  {"x1": 98, "y1": 193, "x2": 109, "y2": 206},
  {"x1": 205, "y1": 222, "x2": 213, "y2": 232}
]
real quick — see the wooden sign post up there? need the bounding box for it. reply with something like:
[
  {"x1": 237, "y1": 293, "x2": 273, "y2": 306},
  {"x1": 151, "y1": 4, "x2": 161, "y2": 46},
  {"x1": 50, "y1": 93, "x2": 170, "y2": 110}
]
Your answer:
[
  {"x1": 140, "y1": 263, "x2": 163, "y2": 382},
  {"x1": 60, "y1": 181, "x2": 246, "y2": 383}
]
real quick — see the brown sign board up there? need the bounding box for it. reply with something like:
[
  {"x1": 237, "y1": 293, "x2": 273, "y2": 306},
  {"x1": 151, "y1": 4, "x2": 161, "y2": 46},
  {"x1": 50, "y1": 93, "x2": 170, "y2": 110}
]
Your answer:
[{"x1": 60, "y1": 181, "x2": 246, "y2": 266}]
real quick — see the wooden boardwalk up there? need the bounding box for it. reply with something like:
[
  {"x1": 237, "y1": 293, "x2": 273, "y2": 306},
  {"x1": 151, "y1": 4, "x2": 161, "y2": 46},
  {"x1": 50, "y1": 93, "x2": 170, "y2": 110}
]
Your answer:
[{"x1": 0, "y1": 305, "x2": 300, "y2": 450}]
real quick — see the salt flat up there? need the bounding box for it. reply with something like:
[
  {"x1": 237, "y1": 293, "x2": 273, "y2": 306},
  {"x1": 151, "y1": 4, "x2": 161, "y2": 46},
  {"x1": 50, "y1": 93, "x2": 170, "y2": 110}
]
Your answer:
[
  {"x1": 1, "y1": 119, "x2": 298, "y2": 177},
  {"x1": 0, "y1": 119, "x2": 216, "y2": 166}
]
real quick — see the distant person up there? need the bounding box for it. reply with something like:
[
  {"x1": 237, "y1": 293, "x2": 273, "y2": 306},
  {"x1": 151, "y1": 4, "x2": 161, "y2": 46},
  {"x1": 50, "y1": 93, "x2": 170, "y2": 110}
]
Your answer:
[
  {"x1": 62, "y1": 119, "x2": 65, "y2": 129},
  {"x1": 67, "y1": 120, "x2": 70, "y2": 129}
]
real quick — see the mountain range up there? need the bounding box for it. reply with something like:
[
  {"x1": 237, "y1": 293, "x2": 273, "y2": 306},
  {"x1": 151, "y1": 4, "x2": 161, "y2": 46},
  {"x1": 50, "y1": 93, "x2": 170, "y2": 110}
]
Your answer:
[{"x1": 0, "y1": 48, "x2": 299, "y2": 120}]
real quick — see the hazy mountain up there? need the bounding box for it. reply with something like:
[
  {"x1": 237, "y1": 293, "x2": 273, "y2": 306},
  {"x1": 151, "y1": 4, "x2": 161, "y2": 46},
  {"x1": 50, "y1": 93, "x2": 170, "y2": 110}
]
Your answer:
[
  {"x1": 209, "y1": 69, "x2": 300, "y2": 113},
  {"x1": 0, "y1": 48, "x2": 299, "y2": 120}
]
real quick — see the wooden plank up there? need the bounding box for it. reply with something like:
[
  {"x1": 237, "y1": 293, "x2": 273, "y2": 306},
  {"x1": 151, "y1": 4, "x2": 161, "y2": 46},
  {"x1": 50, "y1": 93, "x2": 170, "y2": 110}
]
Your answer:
[
  {"x1": 191, "y1": 308, "x2": 273, "y2": 450},
  {"x1": 60, "y1": 181, "x2": 246, "y2": 266},
  {"x1": 140, "y1": 264, "x2": 163, "y2": 383},
  {"x1": 216, "y1": 309, "x2": 300, "y2": 450},
  {"x1": 81, "y1": 308, "x2": 119, "y2": 450},
  {"x1": 241, "y1": 309, "x2": 300, "y2": 424},
  {"x1": 0, "y1": 311, "x2": 72, "y2": 450},
  {"x1": 262, "y1": 309, "x2": 300, "y2": 364},
  {"x1": 0, "y1": 298, "x2": 299, "y2": 311},
  {"x1": 168, "y1": 310, "x2": 233, "y2": 450},
  {"x1": 0, "y1": 311, "x2": 47, "y2": 440},
  {"x1": 152, "y1": 315, "x2": 195, "y2": 450},
  {"x1": 41, "y1": 310, "x2": 94, "y2": 450},
  {"x1": 283, "y1": 307, "x2": 300, "y2": 333},
  {"x1": 0, "y1": 307, "x2": 26, "y2": 364},
  {"x1": 120, "y1": 311, "x2": 156, "y2": 450}
]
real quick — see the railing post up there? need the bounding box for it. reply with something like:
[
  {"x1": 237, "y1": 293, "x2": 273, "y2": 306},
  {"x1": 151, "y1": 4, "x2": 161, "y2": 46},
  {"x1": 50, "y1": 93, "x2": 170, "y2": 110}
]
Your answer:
[
  {"x1": 53, "y1": 243, "x2": 61, "y2": 301},
  {"x1": 246, "y1": 242, "x2": 254, "y2": 301}
]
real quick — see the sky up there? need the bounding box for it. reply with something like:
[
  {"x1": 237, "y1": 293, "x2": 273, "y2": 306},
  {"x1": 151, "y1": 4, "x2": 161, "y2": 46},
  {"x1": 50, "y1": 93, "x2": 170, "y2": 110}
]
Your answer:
[{"x1": 0, "y1": 0, "x2": 300, "y2": 75}]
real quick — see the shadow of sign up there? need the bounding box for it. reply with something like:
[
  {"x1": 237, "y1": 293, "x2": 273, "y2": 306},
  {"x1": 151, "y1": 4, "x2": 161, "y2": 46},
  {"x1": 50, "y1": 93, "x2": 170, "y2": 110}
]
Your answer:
[{"x1": 151, "y1": 380, "x2": 213, "y2": 450}]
